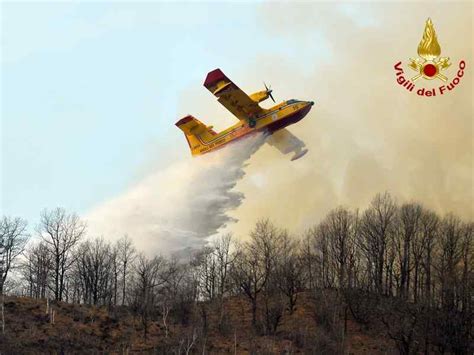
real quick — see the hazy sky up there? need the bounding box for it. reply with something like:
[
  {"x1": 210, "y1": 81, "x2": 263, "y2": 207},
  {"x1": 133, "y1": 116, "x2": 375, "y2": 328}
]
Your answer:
[{"x1": 2, "y1": 2, "x2": 472, "y2": 250}]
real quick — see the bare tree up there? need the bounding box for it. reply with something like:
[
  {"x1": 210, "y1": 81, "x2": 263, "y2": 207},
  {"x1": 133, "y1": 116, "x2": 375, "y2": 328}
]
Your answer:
[
  {"x1": 131, "y1": 254, "x2": 167, "y2": 341},
  {"x1": 300, "y1": 229, "x2": 318, "y2": 291},
  {"x1": 231, "y1": 219, "x2": 281, "y2": 328},
  {"x1": 75, "y1": 237, "x2": 114, "y2": 305},
  {"x1": 315, "y1": 222, "x2": 336, "y2": 288},
  {"x1": 117, "y1": 235, "x2": 136, "y2": 305},
  {"x1": 420, "y1": 209, "x2": 439, "y2": 305},
  {"x1": 0, "y1": 216, "x2": 29, "y2": 294},
  {"x1": 436, "y1": 214, "x2": 464, "y2": 310},
  {"x1": 459, "y1": 222, "x2": 473, "y2": 351},
  {"x1": 110, "y1": 244, "x2": 120, "y2": 306},
  {"x1": 274, "y1": 232, "x2": 303, "y2": 313},
  {"x1": 0, "y1": 216, "x2": 28, "y2": 334},
  {"x1": 193, "y1": 246, "x2": 218, "y2": 302},
  {"x1": 213, "y1": 233, "x2": 235, "y2": 299},
  {"x1": 359, "y1": 192, "x2": 398, "y2": 294},
  {"x1": 408, "y1": 205, "x2": 432, "y2": 303},
  {"x1": 191, "y1": 233, "x2": 236, "y2": 335},
  {"x1": 325, "y1": 207, "x2": 358, "y2": 289},
  {"x1": 396, "y1": 202, "x2": 423, "y2": 299},
  {"x1": 159, "y1": 257, "x2": 186, "y2": 337},
  {"x1": 22, "y1": 241, "x2": 52, "y2": 299},
  {"x1": 38, "y1": 208, "x2": 85, "y2": 301}
]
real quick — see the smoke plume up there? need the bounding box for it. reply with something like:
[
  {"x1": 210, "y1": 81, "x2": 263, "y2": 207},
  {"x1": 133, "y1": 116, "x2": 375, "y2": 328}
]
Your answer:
[{"x1": 225, "y1": 2, "x2": 473, "y2": 238}]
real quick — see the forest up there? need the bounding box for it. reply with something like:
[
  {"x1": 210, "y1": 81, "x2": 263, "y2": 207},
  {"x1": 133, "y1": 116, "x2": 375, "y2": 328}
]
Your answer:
[{"x1": 0, "y1": 192, "x2": 472, "y2": 354}]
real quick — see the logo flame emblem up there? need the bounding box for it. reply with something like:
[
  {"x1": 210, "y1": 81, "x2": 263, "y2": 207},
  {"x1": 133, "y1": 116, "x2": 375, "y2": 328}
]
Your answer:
[
  {"x1": 417, "y1": 18, "x2": 441, "y2": 60},
  {"x1": 409, "y1": 18, "x2": 451, "y2": 82}
]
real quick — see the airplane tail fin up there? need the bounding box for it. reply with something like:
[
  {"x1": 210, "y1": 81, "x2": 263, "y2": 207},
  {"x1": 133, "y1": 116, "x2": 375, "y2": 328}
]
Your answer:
[{"x1": 175, "y1": 115, "x2": 217, "y2": 155}]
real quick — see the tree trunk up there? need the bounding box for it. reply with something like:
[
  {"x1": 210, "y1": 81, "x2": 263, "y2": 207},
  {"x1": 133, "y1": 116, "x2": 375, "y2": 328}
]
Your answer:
[{"x1": 251, "y1": 298, "x2": 257, "y2": 328}]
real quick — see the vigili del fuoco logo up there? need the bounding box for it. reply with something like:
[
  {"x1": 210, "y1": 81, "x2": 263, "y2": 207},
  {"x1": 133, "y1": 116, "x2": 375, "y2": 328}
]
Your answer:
[{"x1": 394, "y1": 18, "x2": 466, "y2": 97}]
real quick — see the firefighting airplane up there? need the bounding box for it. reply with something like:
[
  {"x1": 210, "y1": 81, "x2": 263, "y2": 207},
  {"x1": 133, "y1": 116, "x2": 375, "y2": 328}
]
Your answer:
[{"x1": 176, "y1": 69, "x2": 314, "y2": 161}]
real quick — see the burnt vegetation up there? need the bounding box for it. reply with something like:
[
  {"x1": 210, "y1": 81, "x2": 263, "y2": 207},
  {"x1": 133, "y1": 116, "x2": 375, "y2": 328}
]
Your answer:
[{"x1": 0, "y1": 193, "x2": 472, "y2": 354}]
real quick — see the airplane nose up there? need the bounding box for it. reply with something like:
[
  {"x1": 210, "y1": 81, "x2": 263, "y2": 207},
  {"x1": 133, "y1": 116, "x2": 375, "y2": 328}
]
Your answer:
[{"x1": 310, "y1": 101, "x2": 314, "y2": 106}]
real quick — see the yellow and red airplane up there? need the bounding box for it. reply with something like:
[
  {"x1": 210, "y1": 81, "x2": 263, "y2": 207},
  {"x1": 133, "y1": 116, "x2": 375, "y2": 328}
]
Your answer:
[{"x1": 176, "y1": 69, "x2": 314, "y2": 160}]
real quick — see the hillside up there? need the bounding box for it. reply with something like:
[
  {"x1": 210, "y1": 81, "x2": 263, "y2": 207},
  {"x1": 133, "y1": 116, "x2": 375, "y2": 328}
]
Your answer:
[
  {"x1": 2, "y1": 197, "x2": 471, "y2": 354},
  {"x1": 0, "y1": 293, "x2": 393, "y2": 354}
]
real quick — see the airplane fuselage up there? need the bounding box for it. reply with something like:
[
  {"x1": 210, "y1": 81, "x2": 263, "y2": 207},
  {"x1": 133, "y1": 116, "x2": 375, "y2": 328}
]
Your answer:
[{"x1": 193, "y1": 99, "x2": 314, "y2": 155}]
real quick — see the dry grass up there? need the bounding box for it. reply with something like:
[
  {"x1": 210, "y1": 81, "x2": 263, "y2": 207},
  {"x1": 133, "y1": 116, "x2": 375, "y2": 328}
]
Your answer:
[{"x1": 0, "y1": 293, "x2": 394, "y2": 354}]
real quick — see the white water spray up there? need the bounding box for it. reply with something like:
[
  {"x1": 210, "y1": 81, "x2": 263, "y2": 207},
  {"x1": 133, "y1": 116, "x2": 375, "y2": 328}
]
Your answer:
[{"x1": 86, "y1": 133, "x2": 267, "y2": 256}]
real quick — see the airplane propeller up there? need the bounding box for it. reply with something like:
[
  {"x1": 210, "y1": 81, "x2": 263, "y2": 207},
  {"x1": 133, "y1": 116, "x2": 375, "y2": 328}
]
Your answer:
[{"x1": 264, "y1": 82, "x2": 275, "y2": 103}]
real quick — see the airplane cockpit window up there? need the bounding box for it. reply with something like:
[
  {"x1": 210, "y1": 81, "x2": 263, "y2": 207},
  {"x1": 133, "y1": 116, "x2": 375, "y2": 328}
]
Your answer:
[{"x1": 287, "y1": 99, "x2": 299, "y2": 104}]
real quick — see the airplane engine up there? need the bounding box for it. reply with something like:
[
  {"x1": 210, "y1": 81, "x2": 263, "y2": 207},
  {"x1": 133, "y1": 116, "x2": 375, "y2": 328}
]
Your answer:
[
  {"x1": 250, "y1": 82, "x2": 275, "y2": 103},
  {"x1": 250, "y1": 90, "x2": 270, "y2": 103}
]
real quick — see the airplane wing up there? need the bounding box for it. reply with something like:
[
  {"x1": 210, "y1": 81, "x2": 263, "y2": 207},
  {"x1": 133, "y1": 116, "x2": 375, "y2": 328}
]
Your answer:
[
  {"x1": 203, "y1": 69, "x2": 264, "y2": 121},
  {"x1": 266, "y1": 129, "x2": 308, "y2": 161}
]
